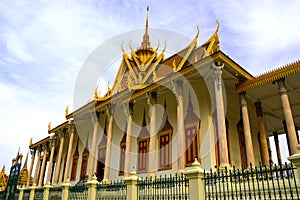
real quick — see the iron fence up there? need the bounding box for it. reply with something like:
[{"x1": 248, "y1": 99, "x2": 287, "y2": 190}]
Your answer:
[
  {"x1": 96, "y1": 180, "x2": 126, "y2": 199},
  {"x1": 0, "y1": 190, "x2": 5, "y2": 199},
  {"x1": 137, "y1": 173, "x2": 189, "y2": 200},
  {"x1": 69, "y1": 184, "x2": 88, "y2": 200},
  {"x1": 22, "y1": 189, "x2": 30, "y2": 200},
  {"x1": 204, "y1": 162, "x2": 299, "y2": 200},
  {"x1": 49, "y1": 186, "x2": 62, "y2": 200},
  {"x1": 33, "y1": 187, "x2": 44, "y2": 200}
]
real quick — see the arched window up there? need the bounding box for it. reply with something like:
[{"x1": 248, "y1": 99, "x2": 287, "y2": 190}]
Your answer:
[
  {"x1": 70, "y1": 140, "x2": 79, "y2": 181},
  {"x1": 80, "y1": 135, "x2": 89, "y2": 179},
  {"x1": 137, "y1": 110, "x2": 149, "y2": 173},
  {"x1": 158, "y1": 100, "x2": 173, "y2": 170},
  {"x1": 184, "y1": 93, "x2": 201, "y2": 166}
]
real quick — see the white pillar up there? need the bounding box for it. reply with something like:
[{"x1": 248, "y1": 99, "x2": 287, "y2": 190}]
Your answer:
[
  {"x1": 63, "y1": 124, "x2": 75, "y2": 182},
  {"x1": 103, "y1": 106, "x2": 114, "y2": 182},
  {"x1": 53, "y1": 131, "x2": 64, "y2": 186},
  {"x1": 38, "y1": 144, "x2": 48, "y2": 187},
  {"x1": 124, "y1": 102, "x2": 133, "y2": 177},
  {"x1": 277, "y1": 79, "x2": 298, "y2": 155},
  {"x1": 212, "y1": 63, "x2": 230, "y2": 169},
  {"x1": 46, "y1": 136, "x2": 56, "y2": 184},
  {"x1": 174, "y1": 79, "x2": 185, "y2": 172},
  {"x1": 255, "y1": 101, "x2": 269, "y2": 166},
  {"x1": 240, "y1": 92, "x2": 255, "y2": 167},
  {"x1": 88, "y1": 114, "x2": 100, "y2": 181},
  {"x1": 148, "y1": 92, "x2": 157, "y2": 176},
  {"x1": 32, "y1": 147, "x2": 41, "y2": 185}
]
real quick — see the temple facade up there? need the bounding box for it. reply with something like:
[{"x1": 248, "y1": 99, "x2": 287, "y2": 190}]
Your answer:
[{"x1": 24, "y1": 14, "x2": 300, "y2": 188}]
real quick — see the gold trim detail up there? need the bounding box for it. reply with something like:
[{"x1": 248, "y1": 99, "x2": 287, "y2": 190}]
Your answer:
[{"x1": 236, "y1": 60, "x2": 300, "y2": 92}]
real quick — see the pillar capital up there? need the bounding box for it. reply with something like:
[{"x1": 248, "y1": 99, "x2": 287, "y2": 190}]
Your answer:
[
  {"x1": 277, "y1": 78, "x2": 287, "y2": 95},
  {"x1": 146, "y1": 91, "x2": 157, "y2": 106},
  {"x1": 49, "y1": 136, "x2": 56, "y2": 147},
  {"x1": 212, "y1": 62, "x2": 224, "y2": 88},
  {"x1": 172, "y1": 79, "x2": 183, "y2": 98},
  {"x1": 105, "y1": 104, "x2": 115, "y2": 117},
  {"x1": 58, "y1": 129, "x2": 65, "y2": 138},
  {"x1": 123, "y1": 101, "x2": 134, "y2": 117}
]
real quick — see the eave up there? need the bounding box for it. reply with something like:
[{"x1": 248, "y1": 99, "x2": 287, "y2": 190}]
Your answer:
[
  {"x1": 29, "y1": 136, "x2": 50, "y2": 149},
  {"x1": 236, "y1": 60, "x2": 300, "y2": 93},
  {"x1": 48, "y1": 121, "x2": 69, "y2": 134}
]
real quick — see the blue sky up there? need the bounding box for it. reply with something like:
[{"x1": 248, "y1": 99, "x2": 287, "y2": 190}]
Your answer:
[{"x1": 0, "y1": 0, "x2": 300, "y2": 172}]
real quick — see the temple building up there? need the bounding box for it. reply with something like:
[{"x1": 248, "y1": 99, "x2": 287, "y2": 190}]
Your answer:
[{"x1": 25, "y1": 11, "x2": 300, "y2": 188}]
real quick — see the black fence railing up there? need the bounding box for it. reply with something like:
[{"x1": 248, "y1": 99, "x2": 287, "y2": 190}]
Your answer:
[
  {"x1": 33, "y1": 187, "x2": 44, "y2": 200},
  {"x1": 204, "y1": 162, "x2": 299, "y2": 200},
  {"x1": 49, "y1": 186, "x2": 62, "y2": 200},
  {"x1": 69, "y1": 184, "x2": 88, "y2": 200},
  {"x1": 137, "y1": 173, "x2": 189, "y2": 200},
  {"x1": 22, "y1": 189, "x2": 30, "y2": 200},
  {"x1": 0, "y1": 190, "x2": 5, "y2": 199},
  {"x1": 96, "y1": 180, "x2": 126, "y2": 199}
]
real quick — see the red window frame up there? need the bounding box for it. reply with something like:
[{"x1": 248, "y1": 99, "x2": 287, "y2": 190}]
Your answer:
[
  {"x1": 159, "y1": 132, "x2": 172, "y2": 170},
  {"x1": 80, "y1": 149, "x2": 89, "y2": 179},
  {"x1": 137, "y1": 139, "x2": 148, "y2": 173},
  {"x1": 185, "y1": 126, "x2": 198, "y2": 165}
]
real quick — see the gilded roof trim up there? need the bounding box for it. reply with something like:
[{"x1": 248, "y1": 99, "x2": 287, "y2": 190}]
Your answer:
[{"x1": 236, "y1": 60, "x2": 300, "y2": 93}]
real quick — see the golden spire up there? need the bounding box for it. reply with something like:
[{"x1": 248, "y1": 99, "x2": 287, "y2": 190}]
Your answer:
[
  {"x1": 140, "y1": 6, "x2": 151, "y2": 49},
  {"x1": 22, "y1": 152, "x2": 28, "y2": 170},
  {"x1": 29, "y1": 138, "x2": 33, "y2": 146},
  {"x1": 1, "y1": 165, "x2": 4, "y2": 173}
]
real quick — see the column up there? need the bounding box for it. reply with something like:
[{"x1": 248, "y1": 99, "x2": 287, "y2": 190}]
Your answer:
[
  {"x1": 26, "y1": 149, "x2": 36, "y2": 187},
  {"x1": 283, "y1": 120, "x2": 292, "y2": 156},
  {"x1": 123, "y1": 171, "x2": 138, "y2": 200},
  {"x1": 124, "y1": 101, "x2": 133, "y2": 177},
  {"x1": 175, "y1": 79, "x2": 185, "y2": 171},
  {"x1": 38, "y1": 144, "x2": 48, "y2": 187},
  {"x1": 277, "y1": 79, "x2": 298, "y2": 155},
  {"x1": 46, "y1": 136, "x2": 56, "y2": 185},
  {"x1": 63, "y1": 124, "x2": 75, "y2": 182},
  {"x1": 53, "y1": 131, "x2": 65, "y2": 186},
  {"x1": 212, "y1": 63, "x2": 230, "y2": 169},
  {"x1": 273, "y1": 132, "x2": 282, "y2": 165},
  {"x1": 103, "y1": 106, "x2": 114, "y2": 182},
  {"x1": 255, "y1": 101, "x2": 270, "y2": 166},
  {"x1": 148, "y1": 91, "x2": 157, "y2": 176},
  {"x1": 240, "y1": 92, "x2": 255, "y2": 166},
  {"x1": 88, "y1": 113, "x2": 100, "y2": 181},
  {"x1": 32, "y1": 147, "x2": 41, "y2": 185}
]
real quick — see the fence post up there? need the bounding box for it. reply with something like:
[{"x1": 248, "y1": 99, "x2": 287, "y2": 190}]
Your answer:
[
  {"x1": 87, "y1": 174, "x2": 98, "y2": 200},
  {"x1": 43, "y1": 183, "x2": 50, "y2": 200},
  {"x1": 288, "y1": 144, "x2": 300, "y2": 181},
  {"x1": 18, "y1": 185, "x2": 25, "y2": 200},
  {"x1": 184, "y1": 158, "x2": 205, "y2": 200},
  {"x1": 123, "y1": 171, "x2": 138, "y2": 200},
  {"x1": 29, "y1": 184, "x2": 36, "y2": 200},
  {"x1": 61, "y1": 179, "x2": 71, "y2": 200}
]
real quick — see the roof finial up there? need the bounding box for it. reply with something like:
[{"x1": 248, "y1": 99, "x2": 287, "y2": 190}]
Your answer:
[
  {"x1": 146, "y1": 6, "x2": 149, "y2": 35},
  {"x1": 140, "y1": 6, "x2": 151, "y2": 49}
]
